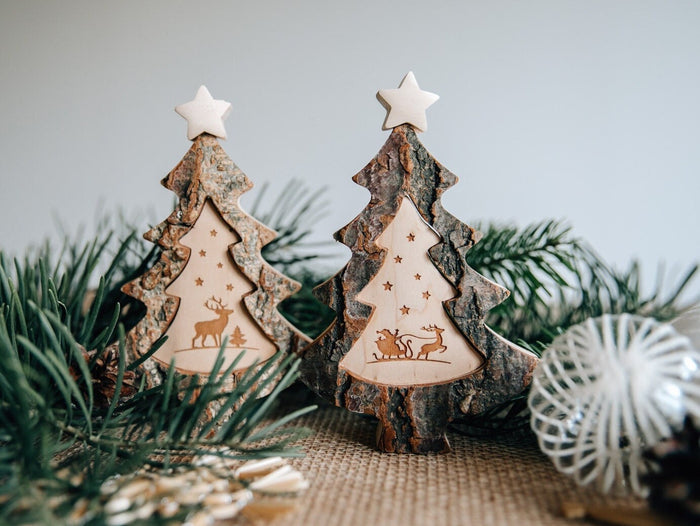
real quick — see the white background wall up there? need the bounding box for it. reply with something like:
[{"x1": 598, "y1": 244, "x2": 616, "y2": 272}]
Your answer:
[{"x1": 1, "y1": 1, "x2": 698, "y2": 296}]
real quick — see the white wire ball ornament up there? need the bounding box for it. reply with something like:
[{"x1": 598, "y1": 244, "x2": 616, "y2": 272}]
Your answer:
[{"x1": 528, "y1": 314, "x2": 700, "y2": 495}]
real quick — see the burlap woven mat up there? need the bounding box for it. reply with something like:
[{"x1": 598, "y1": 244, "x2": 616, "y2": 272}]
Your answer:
[{"x1": 264, "y1": 403, "x2": 647, "y2": 526}]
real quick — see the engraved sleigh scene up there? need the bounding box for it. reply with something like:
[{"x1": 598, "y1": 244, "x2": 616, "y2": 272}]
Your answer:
[{"x1": 338, "y1": 197, "x2": 484, "y2": 387}]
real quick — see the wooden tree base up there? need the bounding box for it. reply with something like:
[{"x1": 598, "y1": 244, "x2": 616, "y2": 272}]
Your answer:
[{"x1": 372, "y1": 385, "x2": 451, "y2": 454}]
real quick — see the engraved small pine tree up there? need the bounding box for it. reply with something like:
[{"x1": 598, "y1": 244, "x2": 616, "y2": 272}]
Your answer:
[
  {"x1": 298, "y1": 72, "x2": 539, "y2": 453},
  {"x1": 230, "y1": 326, "x2": 247, "y2": 348},
  {"x1": 122, "y1": 86, "x2": 308, "y2": 386}
]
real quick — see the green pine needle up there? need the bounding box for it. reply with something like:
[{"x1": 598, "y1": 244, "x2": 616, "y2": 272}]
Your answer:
[
  {"x1": 0, "y1": 229, "x2": 314, "y2": 523},
  {"x1": 467, "y1": 219, "x2": 697, "y2": 346},
  {"x1": 251, "y1": 178, "x2": 334, "y2": 271},
  {"x1": 454, "y1": 218, "x2": 697, "y2": 435},
  {"x1": 1, "y1": 182, "x2": 698, "y2": 520}
]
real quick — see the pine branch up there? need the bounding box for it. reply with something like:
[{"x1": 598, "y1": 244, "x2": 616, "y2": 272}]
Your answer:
[
  {"x1": 467, "y1": 219, "x2": 698, "y2": 346},
  {"x1": 251, "y1": 179, "x2": 333, "y2": 271},
  {"x1": 0, "y1": 228, "x2": 314, "y2": 524},
  {"x1": 455, "y1": 219, "x2": 697, "y2": 435},
  {"x1": 277, "y1": 269, "x2": 336, "y2": 338},
  {"x1": 2, "y1": 180, "x2": 697, "y2": 504}
]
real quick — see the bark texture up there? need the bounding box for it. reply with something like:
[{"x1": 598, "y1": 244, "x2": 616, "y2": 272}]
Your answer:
[
  {"x1": 122, "y1": 133, "x2": 309, "y2": 391},
  {"x1": 298, "y1": 125, "x2": 539, "y2": 453}
]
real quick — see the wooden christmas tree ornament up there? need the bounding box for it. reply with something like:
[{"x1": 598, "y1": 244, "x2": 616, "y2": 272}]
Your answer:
[
  {"x1": 122, "y1": 85, "x2": 309, "y2": 389},
  {"x1": 298, "y1": 72, "x2": 540, "y2": 454}
]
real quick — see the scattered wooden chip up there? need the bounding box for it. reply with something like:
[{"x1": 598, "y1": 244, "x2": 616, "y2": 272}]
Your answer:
[
  {"x1": 234, "y1": 456, "x2": 285, "y2": 479},
  {"x1": 95, "y1": 452, "x2": 307, "y2": 523}
]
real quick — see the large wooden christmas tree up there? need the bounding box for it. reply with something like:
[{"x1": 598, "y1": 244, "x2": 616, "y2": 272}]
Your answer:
[
  {"x1": 298, "y1": 72, "x2": 540, "y2": 453},
  {"x1": 122, "y1": 86, "x2": 309, "y2": 387}
]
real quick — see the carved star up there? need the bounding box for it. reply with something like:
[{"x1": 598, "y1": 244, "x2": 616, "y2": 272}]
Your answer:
[
  {"x1": 199, "y1": 250, "x2": 206, "y2": 257},
  {"x1": 175, "y1": 85, "x2": 232, "y2": 140},
  {"x1": 210, "y1": 229, "x2": 218, "y2": 237},
  {"x1": 400, "y1": 305, "x2": 410, "y2": 315},
  {"x1": 195, "y1": 277, "x2": 204, "y2": 286},
  {"x1": 383, "y1": 281, "x2": 393, "y2": 291},
  {"x1": 217, "y1": 262, "x2": 223, "y2": 269},
  {"x1": 422, "y1": 291, "x2": 431, "y2": 299},
  {"x1": 407, "y1": 233, "x2": 416, "y2": 242},
  {"x1": 376, "y1": 72, "x2": 439, "y2": 133},
  {"x1": 394, "y1": 255, "x2": 403, "y2": 263},
  {"x1": 226, "y1": 283, "x2": 233, "y2": 291},
  {"x1": 414, "y1": 273, "x2": 421, "y2": 280}
]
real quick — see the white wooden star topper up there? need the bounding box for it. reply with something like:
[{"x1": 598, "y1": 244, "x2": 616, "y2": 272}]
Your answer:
[
  {"x1": 175, "y1": 85, "x2": 232, "y2": 140},
  {"x1": 376, "y1": 72, "x2": 439, "y2": 133}
]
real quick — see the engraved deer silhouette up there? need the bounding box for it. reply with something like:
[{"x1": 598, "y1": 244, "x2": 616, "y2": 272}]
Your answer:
[
  {"x1": 192, "y1": 296, "x2": 234, "y2": 348},
  {"x1": 418, "y1": 324, "x2": 447, "y2": 359}
]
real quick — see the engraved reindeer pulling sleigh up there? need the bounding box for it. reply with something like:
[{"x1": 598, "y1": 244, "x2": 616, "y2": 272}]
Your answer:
[{"x1": 371, "y1": 324, "x2": 449, "y2": 363}]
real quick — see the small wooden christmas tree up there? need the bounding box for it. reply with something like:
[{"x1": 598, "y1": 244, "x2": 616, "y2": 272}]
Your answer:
[
  {"x1": 122, "y1": 85, "x2": 309, "y2": 386},
  {"x1": 298, "y1": 72, "x2": 540, "y2": 453}
]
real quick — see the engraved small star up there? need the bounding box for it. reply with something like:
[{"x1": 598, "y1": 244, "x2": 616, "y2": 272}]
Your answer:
[
  {"x1": 210, "y1": 229, "x2": 217, "y2": 237},
  {"x1": 383, "y1": 281, "x2": 393, "y2": 291},
  {"x1": 407, "y1": 233, "x2": 415, "y2": 242},
  {"x1": 199, "y1": 250, "x2": 206, "y2": 257},
  {"x1": 195, "y1": 278, "x2": 204, "y2": 286},
  {"x1": 400, "y1": 305, "x2": 410, "y2": 315},
  {"x1": 394, "y1": 256, "x2": 403, "y2": 263}
]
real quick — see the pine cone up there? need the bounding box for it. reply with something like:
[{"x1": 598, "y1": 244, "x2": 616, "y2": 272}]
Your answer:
[
  {"x1": 70, "y1": 345, "x2": 138, "y2": 408},
  {"x1": 643, "y1": 417, "x2": 700, "y2": 524}
]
